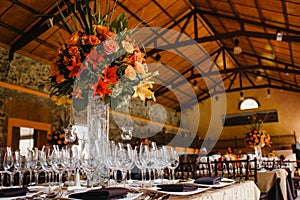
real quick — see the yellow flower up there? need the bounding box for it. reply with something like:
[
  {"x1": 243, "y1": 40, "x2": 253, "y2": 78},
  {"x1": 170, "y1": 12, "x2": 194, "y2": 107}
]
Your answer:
[
  {"x1": 132, "y1": 82, "x2": 155, "y2": 102},
  {"x1": 52, "y1": 95, "x2": 72, "y2": 106}
]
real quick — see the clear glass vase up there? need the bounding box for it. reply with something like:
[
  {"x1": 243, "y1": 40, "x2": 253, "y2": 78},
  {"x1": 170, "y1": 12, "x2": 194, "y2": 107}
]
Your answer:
[
  {"x1": 254, "y1": 146, "x2": 263, "y2": 168},
  {"x1": 86, "y1": 95, "x2": 110, "y2": 186},
  {"x1": 87, "y1": 96, "x2": 109, "y2": 143}
]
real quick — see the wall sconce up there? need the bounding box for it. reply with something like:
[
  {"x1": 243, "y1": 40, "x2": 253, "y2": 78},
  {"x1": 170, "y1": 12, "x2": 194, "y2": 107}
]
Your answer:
[
  {"x1": 233, "y1": 38, "x2": 243, "y2": 54},
  {"x1": 276, "y1": 30, "x2": 283, "y2": 41}
]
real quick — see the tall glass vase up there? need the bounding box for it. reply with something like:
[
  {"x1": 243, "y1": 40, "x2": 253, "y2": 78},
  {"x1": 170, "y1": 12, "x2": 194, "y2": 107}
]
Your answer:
[
  {"x1": 86, "y1": 95, "x2": 110, "y2": 186},
  {"x1": 254, "y1": 146, "x2": 262, "y2": 168},
  {"x1": 87, "y1": 96, "x2": 109, "y2": 143}
]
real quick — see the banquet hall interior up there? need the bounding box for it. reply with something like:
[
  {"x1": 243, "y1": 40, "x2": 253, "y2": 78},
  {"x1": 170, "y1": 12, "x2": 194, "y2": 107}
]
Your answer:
[{"x1": 1, "y1": 0, "x2": 300, "y2": 199}]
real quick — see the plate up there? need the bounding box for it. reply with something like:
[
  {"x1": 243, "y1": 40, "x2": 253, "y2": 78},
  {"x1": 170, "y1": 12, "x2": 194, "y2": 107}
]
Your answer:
[
  {"x1": 193, "y1": 178, "x2": 235, "y2": 188},
  {"x1": 147, "y1": 186, "x2": 210, "y2": 196}
]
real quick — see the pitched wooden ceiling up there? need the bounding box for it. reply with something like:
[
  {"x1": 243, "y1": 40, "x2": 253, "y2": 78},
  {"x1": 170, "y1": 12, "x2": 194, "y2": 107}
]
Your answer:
[{"x1": 1, "y1": 0, "x2": 300, "y2": 111}]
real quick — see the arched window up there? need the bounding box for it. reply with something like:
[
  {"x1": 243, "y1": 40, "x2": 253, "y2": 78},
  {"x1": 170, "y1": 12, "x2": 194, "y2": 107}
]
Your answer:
[{"x1": 239, "y1": 98, "x2": 260, "y2": 110}]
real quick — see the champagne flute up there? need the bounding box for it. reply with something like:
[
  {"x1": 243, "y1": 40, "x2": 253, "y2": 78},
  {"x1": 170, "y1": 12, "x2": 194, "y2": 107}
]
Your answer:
[{"x1": 3, "y1": 147, "x2": 14, "y2": 187}]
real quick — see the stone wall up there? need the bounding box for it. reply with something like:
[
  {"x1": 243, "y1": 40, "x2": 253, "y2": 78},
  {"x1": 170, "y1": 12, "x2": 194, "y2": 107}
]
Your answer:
[{"x1": 0, "y1": 46, "x2": 181, "y2": 145}]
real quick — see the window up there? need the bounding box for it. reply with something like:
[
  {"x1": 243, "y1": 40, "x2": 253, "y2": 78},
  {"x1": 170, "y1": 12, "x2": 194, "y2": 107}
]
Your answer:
[
  {"x1": 239, "y1": 98, "x2": 260, "y2": 110},
  {"x1": 19, "y1": 127, "x2": 34, "y2": 155}
]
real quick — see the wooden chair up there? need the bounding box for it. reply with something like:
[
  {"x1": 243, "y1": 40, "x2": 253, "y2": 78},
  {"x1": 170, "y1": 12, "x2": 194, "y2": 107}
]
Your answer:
[
  {"x1": 212, "y1": 155, "x2": 258, "y2": 183},
  {"x1": 261, "y1": 159, "x2": 275, "y2": 170},
  {"x1": 195, "y1": 156, "x2": 212, "y2": 178}
]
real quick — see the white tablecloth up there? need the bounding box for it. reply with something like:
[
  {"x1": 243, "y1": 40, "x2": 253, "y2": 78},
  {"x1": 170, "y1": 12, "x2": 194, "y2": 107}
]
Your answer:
[{"x1": 167, "y1": 181, "x2": 260, "y2": 200}]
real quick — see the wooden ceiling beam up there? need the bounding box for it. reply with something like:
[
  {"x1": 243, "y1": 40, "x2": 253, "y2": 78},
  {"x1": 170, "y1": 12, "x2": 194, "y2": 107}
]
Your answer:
[
  {"x1": 197, "y1": 8, "x2": 300, "y2": 36},
  {"x1": 196, "y1": 84, "x2": 300, "y2": 106},
  {"x1": 223, "y1": 47, "x2": 300, "y2": 70},
  {"x1": 8, "y1": 1, "x2": 66, "y2": 60}
]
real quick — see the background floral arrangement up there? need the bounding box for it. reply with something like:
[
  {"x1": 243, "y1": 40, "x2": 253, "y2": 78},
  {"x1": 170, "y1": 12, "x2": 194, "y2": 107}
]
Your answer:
[
  {"x1": 49, "y1": 0, "x2": 157, "y2": 111},
  {"x1": 245, "y1": 115, "x2": 271, "y2": 148}
]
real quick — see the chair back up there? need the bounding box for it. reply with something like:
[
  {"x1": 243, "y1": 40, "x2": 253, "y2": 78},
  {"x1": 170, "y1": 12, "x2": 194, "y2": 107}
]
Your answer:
[{"x1": 212, "y1": 155, "x2": 258, "y2": 183}]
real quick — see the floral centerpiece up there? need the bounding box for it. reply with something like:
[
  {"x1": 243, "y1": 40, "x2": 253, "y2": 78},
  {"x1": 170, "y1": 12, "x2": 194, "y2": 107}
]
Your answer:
[
  {"x1": 245, "y1": 115, "x2": 271, "y2": 148},
  {"x1": 48, "y1": 0, "x2": 157, "y2": 111}
]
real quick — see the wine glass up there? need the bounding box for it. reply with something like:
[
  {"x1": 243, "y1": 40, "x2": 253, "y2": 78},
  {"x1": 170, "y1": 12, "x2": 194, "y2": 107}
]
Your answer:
[
  {"x1": 167, "y1": 147, "x2": 179, "y2": 182},
  {"x1": 31, "y1": 148, "x2": 42, "y2": 185},
  {"x1": 51, "y1": 147, "x2": 66, "y2": 192},
  {"x1": 134, "y1": 145, "x2": 146, "y2": 185},
  {"x1": 0, "y1": 147, "x2": 6, "y2": 188},
  {"x1": 63, "y1": 145, "x2": 80, "y2": 186},
  {"x1": 115, "y1": 143, "x2": 135, "y2": 186},
  {"x1": 104, "y1": 141, "x2": 118, "y2": 186},
  {"x1": 154, "y1": 146, "x2": 169, "y2": 183},
  {"x1": 3, "y1": 147, "x2": 14, "y2": 187},
  {"x1": 14, "y1": 150, "x2": 27, "y2": 187},
  {"x1": 40, "y1": 146, "x2": 54, "y2": 192},
  {"x1": 81, "y1": 142, "x2": 99, "y2": 188}
]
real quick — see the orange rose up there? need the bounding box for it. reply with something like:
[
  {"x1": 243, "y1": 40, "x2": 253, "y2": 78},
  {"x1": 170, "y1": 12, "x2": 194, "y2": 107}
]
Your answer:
[
  {"x1": 68, "y1": 46, "x2": 79, "y2": 56},
  {"x1": 68, "y1": 32, "x2": 80, "y2": 45},
  {"x1": 95, "y1": 25, "x2": 114, "y2": 40},
  {"x1": 88, "y1": 35, "x2": 100, "y2": 45}
]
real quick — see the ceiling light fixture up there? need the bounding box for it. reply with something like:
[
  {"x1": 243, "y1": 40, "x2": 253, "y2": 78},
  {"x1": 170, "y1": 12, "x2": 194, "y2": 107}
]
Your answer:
[
  {"x1": 256, "y1": 70, "x2": 263, "y2": 81},
  {"x1": 276, "y1": 30, "x2": 283, "y2": 41},
  {"x1": 240, "y1": 91, "x2": 244, "y2": 100},
  {"x1": 267, "y1": 88, "x2": 271, "y2": 98},
  {"x1": 155, "y1": 53, "x2": 161, "y2": 61},
  {"x1": 193, "y1": 80, "x2": 199, "y2": 90},
  {"x1": 233, "y1": 38, "x2": 242, "y2": 54}
]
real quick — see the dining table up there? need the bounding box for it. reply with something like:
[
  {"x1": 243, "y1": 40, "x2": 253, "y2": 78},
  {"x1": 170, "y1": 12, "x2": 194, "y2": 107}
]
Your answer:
[
  {"x1": 0, "y1": 180, "x2": 260, "y2": 200},
  {"x1": 257, "y1": 168, "x2": 295, "y2": 200},
  {"x1": 155, "y1": 181, "x2": 260, "y2": 200}
]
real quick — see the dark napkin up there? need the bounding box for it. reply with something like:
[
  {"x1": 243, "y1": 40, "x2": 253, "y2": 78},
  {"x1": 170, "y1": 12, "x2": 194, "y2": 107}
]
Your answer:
[
  {"x1": 156, "y1": 184, "x2": 198, "y2": 192},
  {"x1": 0, "y1": 187, "x2": 27, "y2": 197},
  {"x1": 69, "y1": 187, "x2": 128, "y2": 200},
  {"x1": 194, "y1": 176, "x2": 223, "y2": 185}
]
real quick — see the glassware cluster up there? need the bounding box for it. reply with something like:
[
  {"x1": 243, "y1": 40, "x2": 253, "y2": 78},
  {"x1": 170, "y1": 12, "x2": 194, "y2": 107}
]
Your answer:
[{"x1": 0, "y1": 142, "x2": 180, "y2": 191}]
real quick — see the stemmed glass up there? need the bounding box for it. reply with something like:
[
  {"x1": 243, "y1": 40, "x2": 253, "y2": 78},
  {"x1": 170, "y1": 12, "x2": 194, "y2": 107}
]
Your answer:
[
  {"x1": 167, "y1": 147, "x2": 179, "y2": 182},
  {"x1": 51, "y1": 146, "x2": 66, "y2": 192},
  {"x1": 63, "y1": 145, "x2": 80, "y2": 186},
  {"x1": 40, "y1": 146, "x2": 54, "y2": 192},
  {"x1": 3, "y1": 147, "x2": 14, "y2": 187},
  {"x1": 115, "y1": 143, "x2": 135, "y2": 186},
  {"x1": 81, "y1": 142, "x2": 99, "y2": 188},
  {"x1": 31, "y1": 148, "x2": 42, "y2": 185},
  {"x1": 0, "y1": 147, "x2": 6, "y2": 188},
  {"x1": 14, "y1": 150, "x2": 27, "y2": 187},
  {"x1": 139, "y1": 143, "x2": 156, "y2": 186},
  {"x1": 104, "y1": 141, "x2": 118, "y2": 186},
  {"x1": 134, "y1": 146, "x2": 146, "y2": 185},
  {"x1": 25, "y1": 149, "x2": 34, "y2": 185},
  {"x1": 154, "y1": 146, "x2": 169, "y2": 183}
]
